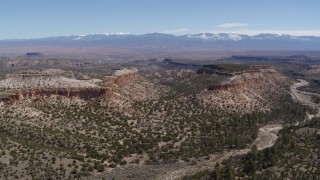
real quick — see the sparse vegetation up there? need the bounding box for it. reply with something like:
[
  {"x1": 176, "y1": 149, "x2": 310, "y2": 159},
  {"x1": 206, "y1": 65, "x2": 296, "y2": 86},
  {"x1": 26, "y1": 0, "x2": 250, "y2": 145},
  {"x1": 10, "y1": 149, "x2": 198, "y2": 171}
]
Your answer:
[
  {"x1": 184, "y1": 118, "x2": 320, "y2": 180},
  {"x1": 0, "y1": 58, "x2": 317, "y2": 179}
]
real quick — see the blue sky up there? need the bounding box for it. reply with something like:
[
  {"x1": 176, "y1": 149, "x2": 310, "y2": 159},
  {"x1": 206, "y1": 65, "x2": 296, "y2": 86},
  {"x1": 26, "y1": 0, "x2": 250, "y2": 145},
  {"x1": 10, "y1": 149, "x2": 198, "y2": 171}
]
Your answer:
[{"x1": 1, "y1": 0, "x2": 320, "y2": 39}]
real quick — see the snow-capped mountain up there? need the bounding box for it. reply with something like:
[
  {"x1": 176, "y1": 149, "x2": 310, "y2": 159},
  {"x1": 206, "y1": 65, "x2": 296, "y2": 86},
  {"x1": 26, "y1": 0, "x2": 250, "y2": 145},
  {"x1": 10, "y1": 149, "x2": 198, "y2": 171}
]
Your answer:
[
  {"x1": 105, "y1": 32, "x2": 131, "y2": 36},
  {"x1": 186, "y1": 33, "x2": 247, "y2": 41},
  {"x1": 251, "y1": 33, "x2": 290, "y2": 40},
  {"x1": 1, "y1": 33, "x2": 320, "y2": 50}
]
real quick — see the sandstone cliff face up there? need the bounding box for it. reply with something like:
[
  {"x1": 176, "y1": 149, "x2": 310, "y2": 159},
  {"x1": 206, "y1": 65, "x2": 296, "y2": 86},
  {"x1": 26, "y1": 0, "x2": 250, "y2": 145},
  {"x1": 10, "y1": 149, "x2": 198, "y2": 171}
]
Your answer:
[
  {"x1": 0, "y1": 68, "x2": 165, "y2": 105},
  {"x1": 0, "y1": 69, "x2": 105, "y2": 103}
]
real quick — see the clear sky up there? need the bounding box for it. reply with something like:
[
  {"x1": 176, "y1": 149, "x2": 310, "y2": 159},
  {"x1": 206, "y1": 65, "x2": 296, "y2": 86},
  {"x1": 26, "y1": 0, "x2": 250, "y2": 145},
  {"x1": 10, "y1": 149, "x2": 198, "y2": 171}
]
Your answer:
[{"x1": 1, "y1": 0, "x2": 320, "y2": 39}]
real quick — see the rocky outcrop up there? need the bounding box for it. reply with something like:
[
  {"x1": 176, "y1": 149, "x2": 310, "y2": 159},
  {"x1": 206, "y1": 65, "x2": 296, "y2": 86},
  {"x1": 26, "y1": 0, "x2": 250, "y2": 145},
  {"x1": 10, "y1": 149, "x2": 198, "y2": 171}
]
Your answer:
[
  {"x1": 208, "y1": 68, "x2": 283, "y2": 91},
  {"x1": 0, "y1": 68, "x2": 142, "y2": 104},
  {"x1": 198, "y1": 68, "x2": 289, "y2": 114},
  {"x1": 109, "y1": 68, "x2": 139, "y2": 85},
  {"x1": 208, "y1": 77, "x2": 263, "y2": 91},
  {"x1": 105, "y1": 68, "x2": 139, "y2": 97},
  {"x1": 305, "y1": 65, "x2": 320, "y2": 74},
  {"x1": 0, "y1": 68, "x2": 110, "y2": 103},
  {"x1": 104, "y1": 68, "x2": 166, "y2": 104}
]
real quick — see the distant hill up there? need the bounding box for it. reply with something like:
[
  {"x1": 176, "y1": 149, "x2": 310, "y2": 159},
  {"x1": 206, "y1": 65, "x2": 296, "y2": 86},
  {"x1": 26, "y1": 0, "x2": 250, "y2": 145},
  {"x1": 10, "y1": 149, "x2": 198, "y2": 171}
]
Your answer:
[{"x1": 1, "y1": 33, "x2": 320, "y2": 51}]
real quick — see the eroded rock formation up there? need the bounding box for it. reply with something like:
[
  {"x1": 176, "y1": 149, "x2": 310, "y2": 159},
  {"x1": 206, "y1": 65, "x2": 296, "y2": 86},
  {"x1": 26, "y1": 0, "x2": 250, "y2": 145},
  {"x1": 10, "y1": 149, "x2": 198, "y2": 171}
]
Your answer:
[
  {"x1": 198, "y1": 68, "x2": 289, "y2": 114},
  {"x1": 208, "y1": 68, "x2": 283, "y2": 91},
  {"x1": 305, "y1": 65, "x2": 320, "y2": 74},
  {"x1": 0, "y1": 68, "x2": 145, "y2": 104}
]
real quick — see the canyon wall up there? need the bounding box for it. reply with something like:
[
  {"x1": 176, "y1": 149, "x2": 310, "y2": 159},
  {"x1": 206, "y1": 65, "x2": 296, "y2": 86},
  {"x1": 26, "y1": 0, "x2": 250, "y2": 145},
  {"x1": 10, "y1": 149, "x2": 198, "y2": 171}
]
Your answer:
[{"x1": 0, "y1": 68, "x2": 140, "y2": 103}]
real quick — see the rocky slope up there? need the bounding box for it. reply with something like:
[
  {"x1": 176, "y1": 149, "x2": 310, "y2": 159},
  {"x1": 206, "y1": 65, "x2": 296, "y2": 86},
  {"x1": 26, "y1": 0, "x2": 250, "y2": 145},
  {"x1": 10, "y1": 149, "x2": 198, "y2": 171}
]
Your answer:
[
  {"x1": 103, "y1": 68, "x2": 168, "y2": 113},
  {"x1": 198, "y1": 67, "x2": 290, "y2": 113}
]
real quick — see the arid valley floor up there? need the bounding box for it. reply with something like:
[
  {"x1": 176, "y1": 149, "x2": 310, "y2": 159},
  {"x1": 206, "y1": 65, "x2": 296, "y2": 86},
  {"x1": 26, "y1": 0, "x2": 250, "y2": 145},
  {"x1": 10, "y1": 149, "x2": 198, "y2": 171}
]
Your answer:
[{"x1": 0, "y1": 54, "x2": 319, "y2": 179}]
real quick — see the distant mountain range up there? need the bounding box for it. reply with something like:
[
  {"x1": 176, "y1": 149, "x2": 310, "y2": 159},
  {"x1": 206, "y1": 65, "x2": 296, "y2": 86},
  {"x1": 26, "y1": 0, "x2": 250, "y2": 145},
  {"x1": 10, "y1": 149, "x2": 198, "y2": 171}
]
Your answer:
[{"x1": 1, "y1": 33, "x2": 320, "y2": 50}]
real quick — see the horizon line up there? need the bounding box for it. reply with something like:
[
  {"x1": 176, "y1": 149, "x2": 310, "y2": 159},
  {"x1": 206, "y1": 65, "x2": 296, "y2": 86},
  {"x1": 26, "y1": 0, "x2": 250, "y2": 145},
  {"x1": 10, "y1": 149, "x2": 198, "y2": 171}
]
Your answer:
[{"x1": 2, "y1": 31, "x2": 320, "y2": 41}]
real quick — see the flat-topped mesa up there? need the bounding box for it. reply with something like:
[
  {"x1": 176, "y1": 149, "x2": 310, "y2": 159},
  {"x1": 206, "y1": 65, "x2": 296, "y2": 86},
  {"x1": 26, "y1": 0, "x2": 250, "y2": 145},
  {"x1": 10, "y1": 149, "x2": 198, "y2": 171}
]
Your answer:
[
  {"x1": 0, "y1": 68, "x2": 142, "y2": 103},
  {"x1": 208, "y1": 68, "x2": 282, "y2": 91},
  {"x1": 0, "y1": 70, "x2": 107, "y2": 103},
  {"x1": 0, "y1": 69, "x2": 101, "y2": 90},
  {"x1": 305, "y1": 65, "x2": 320, "y2": 74}
]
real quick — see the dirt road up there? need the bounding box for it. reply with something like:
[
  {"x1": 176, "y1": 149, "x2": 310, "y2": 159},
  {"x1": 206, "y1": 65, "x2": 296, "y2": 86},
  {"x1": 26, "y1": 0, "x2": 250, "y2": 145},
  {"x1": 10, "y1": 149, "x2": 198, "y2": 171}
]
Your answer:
[
  {"x1": 290, "y1": 79, "x2": 311, "y2": 105},
  {"x1": 290, "y1": 79, "x2": 320, "y2": 118},
  {"x1": 157, "y1": 79, "x2": 320, "y2": 180},
  {"x1": 100, "y1": 123, "x2": 283, "y2": 180},
  {"x1": 156, "y1": 124, "x2": 282, "y2": 180},
  {"x1": 100, "y1": 79, "x2": 318, "y2": 180},
  {"x1": 253, "y1": 125, "x2": 282, "y2": 150}
]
